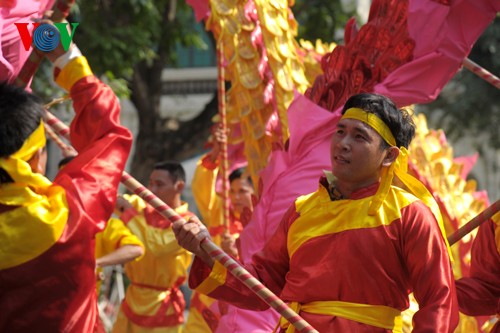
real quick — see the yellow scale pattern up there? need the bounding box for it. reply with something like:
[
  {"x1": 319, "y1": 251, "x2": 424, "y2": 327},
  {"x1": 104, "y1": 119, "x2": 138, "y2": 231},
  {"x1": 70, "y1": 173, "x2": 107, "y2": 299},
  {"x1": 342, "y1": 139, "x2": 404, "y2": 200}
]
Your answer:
[{"x1": 207, "y1": 0, "x2": 334, "y2": 178}]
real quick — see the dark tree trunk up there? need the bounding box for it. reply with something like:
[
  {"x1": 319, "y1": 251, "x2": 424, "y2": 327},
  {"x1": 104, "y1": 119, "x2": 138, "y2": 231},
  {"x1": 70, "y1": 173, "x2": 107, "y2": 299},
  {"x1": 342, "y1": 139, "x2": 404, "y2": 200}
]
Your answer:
[
  {"x1": 125, "y1": 0, "x2": 218, "y2": 185},
  {"x1": 129, "y1": 75, "x2": 218, "y2": 184}
]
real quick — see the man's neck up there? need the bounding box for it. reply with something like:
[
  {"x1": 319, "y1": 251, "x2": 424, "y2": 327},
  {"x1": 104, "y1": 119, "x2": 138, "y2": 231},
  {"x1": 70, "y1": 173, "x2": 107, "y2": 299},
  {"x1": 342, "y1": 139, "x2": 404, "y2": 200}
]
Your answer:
[{"x1": 168, "y1": 197, "x2": 182, "y2": 210}]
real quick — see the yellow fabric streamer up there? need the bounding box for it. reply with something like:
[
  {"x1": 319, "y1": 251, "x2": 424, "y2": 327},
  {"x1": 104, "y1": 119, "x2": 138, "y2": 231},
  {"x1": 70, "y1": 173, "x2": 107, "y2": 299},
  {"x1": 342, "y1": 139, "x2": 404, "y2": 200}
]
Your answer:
[
  {"x1": 277, "y1": 300, "x2": 402, "y2": 333},
  {"x1": 340, "y1": 108, "x2": 452, "y2": 258},
  {"x1": 0, "y1": 122, "x2": 68, "y2": 269}
]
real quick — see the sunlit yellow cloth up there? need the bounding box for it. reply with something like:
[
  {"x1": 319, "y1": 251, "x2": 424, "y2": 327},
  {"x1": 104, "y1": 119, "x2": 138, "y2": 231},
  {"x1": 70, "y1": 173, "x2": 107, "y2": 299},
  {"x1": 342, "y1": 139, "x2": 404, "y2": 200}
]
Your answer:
[
  {"x1": 0, "y1": 122, "x2": 68, "y2": 269},
  {"x1": 192, "y1": 156, "x2": 225, "y2": 246},
  {"x1": 95, "y1": 218, "x2": 144, "y2": 260},
  {"x1": 112, "y1": 195, "x2": 192, "y2": 332},
  {"x1": 278, "y1": 301, "x2": 402, "y2": 333},
  {"x1": 341, "y1": 108, "x2": 452, "y2": 258},
  {"x1": 55, "y1": 56, "x2": 93, "y2": 92},
  {"x1": 95, "y1": 217, "x2": 144, "y2": 293}
]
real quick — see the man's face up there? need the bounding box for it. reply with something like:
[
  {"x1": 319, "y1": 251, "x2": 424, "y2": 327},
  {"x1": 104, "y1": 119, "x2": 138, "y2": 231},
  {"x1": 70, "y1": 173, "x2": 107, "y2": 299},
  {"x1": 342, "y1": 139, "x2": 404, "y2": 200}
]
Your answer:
[
  {"x1": 229, "y1": 177, "x2": 254, "y2": 215},
  {"x1": 148, "y1": 169, "x2": 178, "y2": 206},
  {"x1": 330, "y1": 118, "x2": 388, "y2": 190}
]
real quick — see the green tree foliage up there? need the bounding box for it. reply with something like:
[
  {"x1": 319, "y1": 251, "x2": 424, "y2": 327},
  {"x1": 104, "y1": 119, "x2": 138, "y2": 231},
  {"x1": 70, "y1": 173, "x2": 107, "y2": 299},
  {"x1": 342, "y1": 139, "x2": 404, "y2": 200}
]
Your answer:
[
  {"x1": 73, "y1": 0, "x2": 205, "y2": 79},
  {"x1": 67, "y1": 0, "x2": 215, "y2": 183},
  {"x1": 293, "y1": 0, "x2": 356, "y2": 43}
]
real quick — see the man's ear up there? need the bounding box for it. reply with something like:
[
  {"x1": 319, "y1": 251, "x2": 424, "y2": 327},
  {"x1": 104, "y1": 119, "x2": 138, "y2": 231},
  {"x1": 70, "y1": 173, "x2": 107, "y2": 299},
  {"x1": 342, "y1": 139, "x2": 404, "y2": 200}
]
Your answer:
[
  {"x1": 175, "y1": 180, "x2": 185, "y2": 192},
  {"x1": 27, "y1": 148, "x2": 44, "y2": 174},
  {"x1": 382, "y1": 146, "x2": 400, "y2": 167}
]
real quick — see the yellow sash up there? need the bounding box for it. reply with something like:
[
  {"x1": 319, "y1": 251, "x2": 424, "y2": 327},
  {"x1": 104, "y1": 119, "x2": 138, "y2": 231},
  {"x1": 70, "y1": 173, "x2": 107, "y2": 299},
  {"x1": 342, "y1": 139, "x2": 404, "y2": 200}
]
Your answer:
[
  {"x1": 278, "y1": 300, "x2": 402, "y2": 333},
  {"x1": 0, "y1": 122, "x2": 68, "y2": 269}
]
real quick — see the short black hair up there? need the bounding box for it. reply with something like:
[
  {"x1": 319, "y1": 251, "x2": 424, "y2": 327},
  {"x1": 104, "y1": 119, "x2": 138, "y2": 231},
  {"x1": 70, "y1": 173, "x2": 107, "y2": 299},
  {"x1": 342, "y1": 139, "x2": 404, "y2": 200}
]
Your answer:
[
  {"x1": 341, "y1": 93, "x2": 415, "y2": 149},
  {"x1": 0, "y1": 82, "x2": 45, "y2": 183},
  {"x1": 0, "y1": 82, "x2": 44, "y2": 157},
  {"x1": 229, "y1": 167, "x2": 253, "y2": 187},
  {"x1": 154, "y1": 161, "x2": 186, "y2": 183}
]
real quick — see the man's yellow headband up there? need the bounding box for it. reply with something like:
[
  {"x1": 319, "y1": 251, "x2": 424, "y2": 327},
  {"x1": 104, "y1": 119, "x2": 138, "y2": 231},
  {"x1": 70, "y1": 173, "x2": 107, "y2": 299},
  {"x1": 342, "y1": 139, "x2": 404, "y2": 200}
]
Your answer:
[
  {"x1": 11, "y1": 121, "x2": 46, "y2": 161},
  {"x1": 341, "y1": 108, "x2": 396, "y2": 146},
  {"x1": 0, "y1": 121, "x2": 46, "y2": 187}
]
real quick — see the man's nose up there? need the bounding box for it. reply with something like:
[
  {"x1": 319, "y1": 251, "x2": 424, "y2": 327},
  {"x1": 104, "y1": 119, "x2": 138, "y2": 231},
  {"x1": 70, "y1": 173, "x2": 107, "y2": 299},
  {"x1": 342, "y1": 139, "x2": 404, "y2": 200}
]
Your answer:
[{"x1": 338, "y1": 137, "x2": 351, "y2": 151}]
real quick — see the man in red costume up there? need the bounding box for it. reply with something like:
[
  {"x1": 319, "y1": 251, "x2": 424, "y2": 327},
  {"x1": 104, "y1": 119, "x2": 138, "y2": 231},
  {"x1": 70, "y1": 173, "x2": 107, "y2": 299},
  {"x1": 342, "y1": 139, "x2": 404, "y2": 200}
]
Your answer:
[
  {"x1": 174, "y1": 93, "x2": 458, "y2": 332},
  {"x1": 456, "y1": 212, "x2": 500, "y2": 332},
  {"x1": 0, "y1": 40, "x2": 132, "y2": 332}
]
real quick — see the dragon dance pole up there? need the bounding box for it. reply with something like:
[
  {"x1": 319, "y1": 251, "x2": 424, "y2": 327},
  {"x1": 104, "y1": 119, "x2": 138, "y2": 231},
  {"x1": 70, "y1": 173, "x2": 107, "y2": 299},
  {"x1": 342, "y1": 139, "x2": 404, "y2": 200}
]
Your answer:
[
  {"x1": 13, "y1": 0, "x2": 76, "y2": 88},
  {"x1": 43, "y1": 109, "x2": 319, "y2": 333},
  {"x1": 217, "y1": 41, "x2": 231, "y2": 231},
  {"x1": 447, "y1": 199, "x2": 500, "y2": 246},
  {"x1": 462, "y1": 58, "x2": 500, "y2": 90},
  {"x1": 43, "y1": 121, "x2": 77, "y2": 157}
]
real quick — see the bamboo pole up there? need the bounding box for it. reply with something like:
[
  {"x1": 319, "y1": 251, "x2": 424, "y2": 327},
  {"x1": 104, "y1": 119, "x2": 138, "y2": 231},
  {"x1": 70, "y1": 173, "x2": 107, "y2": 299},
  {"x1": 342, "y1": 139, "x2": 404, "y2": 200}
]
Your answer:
[
  {"x1": 447, "y1": 200, "x2": 500, "y2": 246},
  {"x1": 43, "y1": 108, "x2": 318, "y2": 333},
  {"x1": 217, "y1": 42, "x2": 231, "y2": 231},
  {"x1": 462, "y1": 58, "x2": 500, "y2": 90}
]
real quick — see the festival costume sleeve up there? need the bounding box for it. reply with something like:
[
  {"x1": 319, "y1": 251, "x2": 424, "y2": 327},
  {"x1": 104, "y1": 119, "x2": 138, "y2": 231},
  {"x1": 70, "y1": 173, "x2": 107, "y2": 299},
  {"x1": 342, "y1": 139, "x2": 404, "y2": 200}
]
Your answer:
[
  {"x1": 189, "y1": 204, "x2": 299, "y2": 311},
  {"x1": 53, "y1": 56, "x2": 133, "y2": 233},
  {"x1": 192, "y1": 156, "x2": 221, "y2": 222},
  {"x1": 192, "y1": 155, "x2": 228, "y2": 245},
  {"x1": 100, "y1": 218, "x2": 144, "y2": 257},
  {"x1": 401, "y1": 201, "x2": 459, "y2": 332},
  {"x1": 455, "y1": 214, "x2": 500, "y2": 317}
]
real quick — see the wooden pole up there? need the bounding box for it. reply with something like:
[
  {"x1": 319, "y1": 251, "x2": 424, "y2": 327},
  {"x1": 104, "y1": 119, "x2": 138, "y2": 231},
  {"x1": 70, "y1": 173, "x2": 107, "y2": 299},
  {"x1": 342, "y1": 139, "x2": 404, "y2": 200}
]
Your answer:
[
  {"x1": 217, "y1": 41, "x2": 231, "y2": 230},
  {"x1": 462, "y1": 58, "x2": 500, "y2": 90},
  {"x1": 447, "y1": 200, "x2": 500, "y2": 246},
  {"x1": 43, "y1": 108, "x2": 318, "y2": 333}
]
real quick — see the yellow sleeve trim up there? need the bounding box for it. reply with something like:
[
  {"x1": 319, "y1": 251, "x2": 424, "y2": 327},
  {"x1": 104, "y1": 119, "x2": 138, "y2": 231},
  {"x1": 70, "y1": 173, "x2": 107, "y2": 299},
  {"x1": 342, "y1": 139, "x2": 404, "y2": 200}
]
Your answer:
[
  {"x1": 196, "y1": 260, "x2": 227, "y2": 295},
  {"x1": 55, "y1": 56, "x2": 93, "y2": 91}
]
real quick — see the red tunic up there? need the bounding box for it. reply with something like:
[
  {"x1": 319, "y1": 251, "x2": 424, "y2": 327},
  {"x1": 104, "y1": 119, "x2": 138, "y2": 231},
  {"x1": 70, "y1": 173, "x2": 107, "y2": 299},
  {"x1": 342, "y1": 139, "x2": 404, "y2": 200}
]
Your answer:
[
  {"x1": 190, "y1": 179, "x2": 458, "y2": 332},
  {"x1": 456, "y1": 214, "x2": 500, "y2": 332},
  {"x1": 0, "y1": 75, "x2": 132, "y2": 332}
]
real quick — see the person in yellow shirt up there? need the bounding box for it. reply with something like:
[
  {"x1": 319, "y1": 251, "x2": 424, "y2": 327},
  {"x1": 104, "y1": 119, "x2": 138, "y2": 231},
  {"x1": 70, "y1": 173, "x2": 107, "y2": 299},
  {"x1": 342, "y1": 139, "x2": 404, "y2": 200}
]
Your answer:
[{"x1": 112, "y1": 161, "x2": 194, "y2": 333}]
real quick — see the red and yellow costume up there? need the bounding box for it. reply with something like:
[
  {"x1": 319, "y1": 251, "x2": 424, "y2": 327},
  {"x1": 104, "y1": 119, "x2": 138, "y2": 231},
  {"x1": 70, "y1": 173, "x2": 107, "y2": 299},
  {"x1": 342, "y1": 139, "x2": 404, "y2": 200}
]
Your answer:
[
  {"x1": 189, "y1": 178, "x2": 458, "y2": 332},
  {"x1": 112, "y1": 194, "x2": 194, "y2": 333},
  {"x1": 184, "y1": 155, "x2": 244, "y2": 333},
  {"x1": 95, "y1": 217, "x2": 144, "y2": 293},
  {"x1": 0, "y1": 57, "x2": 132, "y2": 332},
  {"x1": 456, "y1": 212, "x2": 500, "y2": 332}
]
